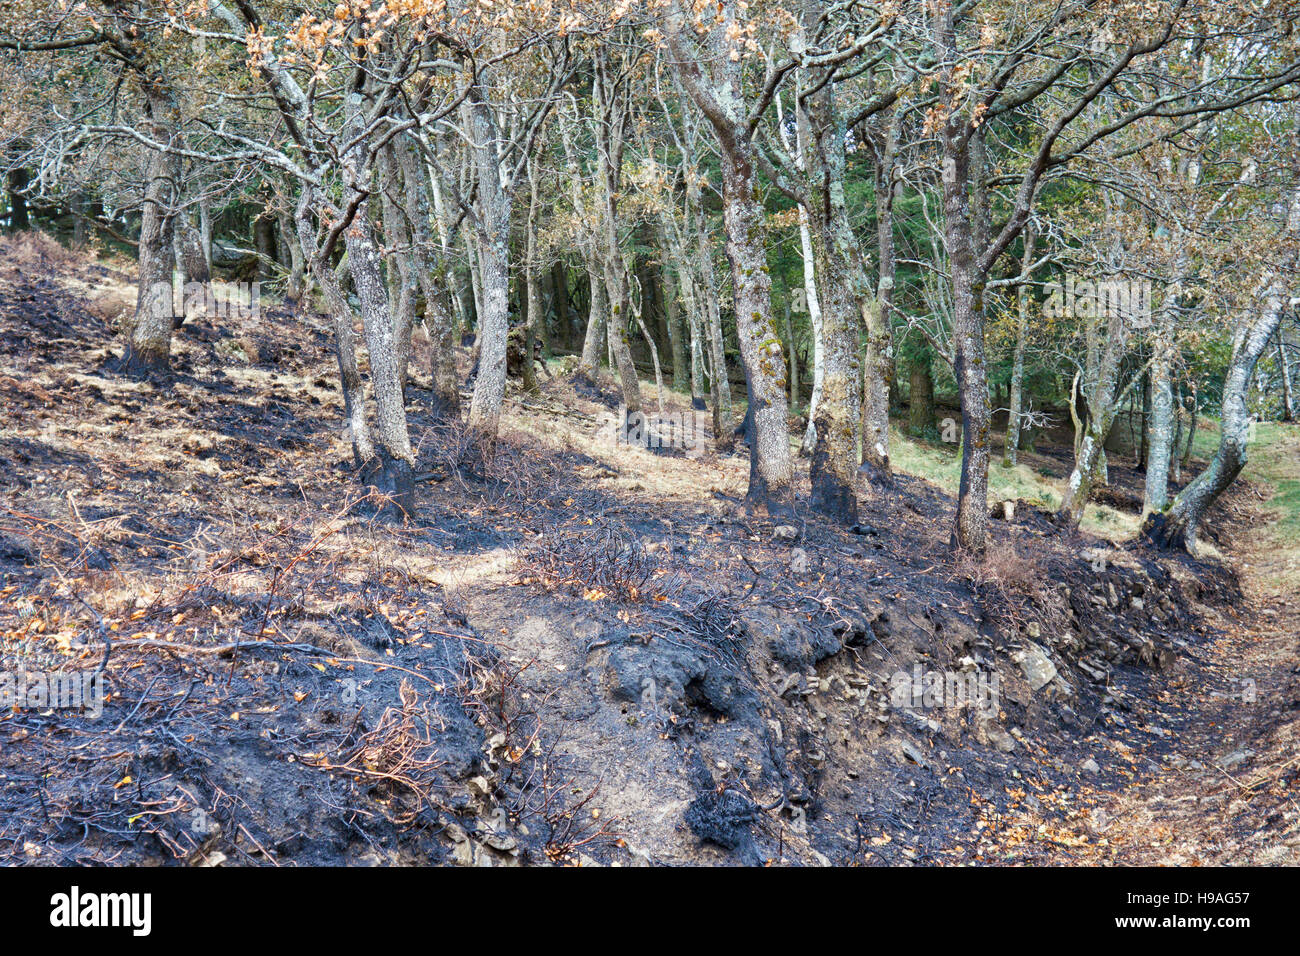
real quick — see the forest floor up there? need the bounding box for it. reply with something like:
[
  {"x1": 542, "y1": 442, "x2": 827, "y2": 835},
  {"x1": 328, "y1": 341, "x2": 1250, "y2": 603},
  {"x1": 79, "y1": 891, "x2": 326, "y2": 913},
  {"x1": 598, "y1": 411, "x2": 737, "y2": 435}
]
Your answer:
[{"x1": 1, "y1": 232, "x2": 1297, "y2": 866}]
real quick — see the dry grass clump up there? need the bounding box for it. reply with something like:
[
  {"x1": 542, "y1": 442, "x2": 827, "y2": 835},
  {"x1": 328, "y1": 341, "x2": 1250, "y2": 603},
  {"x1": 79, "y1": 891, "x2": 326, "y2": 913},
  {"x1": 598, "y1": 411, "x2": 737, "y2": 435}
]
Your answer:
[{"x1": 0, "y1": 231, "x2": 80, "y2": 276}]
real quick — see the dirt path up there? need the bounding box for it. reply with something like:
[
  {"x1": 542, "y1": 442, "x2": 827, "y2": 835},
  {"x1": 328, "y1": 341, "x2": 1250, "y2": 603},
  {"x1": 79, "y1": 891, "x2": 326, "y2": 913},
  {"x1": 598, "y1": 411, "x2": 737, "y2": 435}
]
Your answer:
[{"x1": 1014, "y1": 425, "x2": 1300, "y2": 864}]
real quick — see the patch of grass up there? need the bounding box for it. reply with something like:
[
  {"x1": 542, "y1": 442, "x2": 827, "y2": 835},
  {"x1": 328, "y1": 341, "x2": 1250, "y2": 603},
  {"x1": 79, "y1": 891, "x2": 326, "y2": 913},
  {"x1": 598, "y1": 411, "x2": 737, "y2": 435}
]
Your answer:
[
  {"x1": 887, "y1": 425, "x2": 1140, "y2": 541},
  {"x1": 1248, "y1": 422, "x2": 1300, "y2": 546}
]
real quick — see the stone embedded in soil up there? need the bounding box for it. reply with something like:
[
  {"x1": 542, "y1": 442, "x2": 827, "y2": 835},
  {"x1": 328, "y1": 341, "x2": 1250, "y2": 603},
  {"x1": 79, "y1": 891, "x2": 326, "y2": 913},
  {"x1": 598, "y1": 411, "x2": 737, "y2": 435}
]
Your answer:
[{"x1": 1013, "y1": 641, "x2": 1058, "y2": 691}]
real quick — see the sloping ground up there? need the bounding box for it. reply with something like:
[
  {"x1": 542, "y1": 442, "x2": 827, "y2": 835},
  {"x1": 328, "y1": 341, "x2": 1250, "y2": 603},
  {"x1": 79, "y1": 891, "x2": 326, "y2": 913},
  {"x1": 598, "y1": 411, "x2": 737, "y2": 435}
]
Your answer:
[
  {"x1": 982, "y1": 423, "x2": 1300, "y2": 865},
  {"x1": 0, "y1": 234, "x2": 1288, "y2": 866}
]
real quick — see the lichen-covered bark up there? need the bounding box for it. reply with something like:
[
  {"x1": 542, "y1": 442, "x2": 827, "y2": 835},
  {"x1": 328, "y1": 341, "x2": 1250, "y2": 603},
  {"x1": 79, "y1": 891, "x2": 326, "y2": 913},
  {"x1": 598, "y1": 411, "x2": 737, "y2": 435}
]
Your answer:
[
  {"x1": 803, "y1": 83, "x2": 861, "y2": 521},
  {"x1": 124, "y1": 88, "x2": 181, "y2": 377},
  {"x1": 340, "y1": 93, "x2": 414, "y2": 514},
  {"x1": 940, "y1": 130, "x2": 990, "y2": 550},
  {"x1": 1143, "y1": 330, "x2": 1176, "y2": 515},
  {"x1": 465, "y1": 82, "x2": 511, "y2": 440},
  {"x1": 1145, "y1": 287, "x2": 1285, "y2": 555},
  {"x1": 719, "y1": 141, "x2": 793, "y2": 510},
  {"x1": 393, "y1": 136, "x2": 459, "y2": 421},
  {"x1": 297, "y1": 188, "x2": 374, "y2": 470},
  {"x1": 577, "y1": 254, "x2": 607, "y2": 378},
  {"x1": 1058, "y1": 309, "x2": 1128, "y2": 529},
  {"x1": 862, "y1": 109, "x2": 900, "y2": 484}
]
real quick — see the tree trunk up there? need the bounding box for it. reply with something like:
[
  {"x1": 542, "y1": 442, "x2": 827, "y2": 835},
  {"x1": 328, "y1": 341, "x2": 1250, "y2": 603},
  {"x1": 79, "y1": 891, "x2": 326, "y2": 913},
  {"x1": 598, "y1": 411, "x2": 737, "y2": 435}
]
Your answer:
[
  {"x1": 124, "y1": 89, "x2": 181, "y2": 377},
  {"x1": 279, "y1": 210, "x2": 306, "y2": 303},
  {"x1": 297, "y1": 189, "x2": 375, "y2": 471},
  {"x1": 695, "y1": 195, "x2": 733, "y2": 444},
  {"x1": 804, "y1": 83, "x2": 861, "y2": 521},
  {"x1": 578, "y1": 258, "x2": 607, "y2": 378},
  {"x1": 1182, "y1": 383, "x2": 1199, "y2": 468},
  {"x1": 940, "y1": 131, "x2": 990, "y2": 549},
  {"x1": 1144, "y1": 288, "x2": 1286, "y2": 555},
  {"x1": 523, "y1": 158, "x2": 543, "y2": 395},
  {"x1": 6, "y1": 167, "x2": 30, "y2": 232},
  {"x1": 1058, "y1": 310, "x2": 1129, "y2": 528},
  {"x1": 341, "y1": 93, "x2": 414, "y2": 514},
  {"x1": 393, "y1": 135, "x2": 459, "y2": 421},
  {"x1": 909, "y1": 352, "x2": 934, "y2": 436},
  {"x1": 465, "y1": 83, "x2": 512, "y2": 440},
  {"x1": 1003, "y1": 223, "x2": 1035, "y2": 467},
  {"x1": 862, "y1": 108, "x2": 900, "y2": 485},
  {"x1": 718, "y1": 140, "x2": 793, "y2": 510},
  {"x1": 1277, "y1": 329, "x2": 1295, "y2": 421},
  {"x1": 1143, "y1": 332, "x2": 1176, "y2": 515}
]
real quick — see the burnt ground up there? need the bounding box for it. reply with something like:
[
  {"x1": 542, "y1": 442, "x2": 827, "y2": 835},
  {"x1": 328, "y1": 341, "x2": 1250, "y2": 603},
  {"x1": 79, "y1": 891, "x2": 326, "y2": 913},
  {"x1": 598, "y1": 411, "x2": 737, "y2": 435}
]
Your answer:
[{"x1": 1, "y1": 233, "x2": 1297, "y2": 866}]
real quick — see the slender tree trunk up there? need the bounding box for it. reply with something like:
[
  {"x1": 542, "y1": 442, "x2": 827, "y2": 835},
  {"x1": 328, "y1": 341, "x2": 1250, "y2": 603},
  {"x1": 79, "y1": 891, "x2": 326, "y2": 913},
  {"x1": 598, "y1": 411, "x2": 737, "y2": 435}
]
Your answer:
[
  {"x1": 783, "y1": 300, "x2": 798, "y2": 410},
  {"x1": 861, "y1": 109, "x2": 900, "y2": 485},
  {"x1": 909, "y1": 352, "x2": 934, "y2": 435},
  {"x1": 297, "y1": 189, "x2": 374, "y2": 470},
  {"x1": 1004, "y1": 223, "x2": 1035, "y2": 467},
  {"x1": 393, "y1": 136, "x2": 459, "y2": 421},
  {"x1": 1059, "y1": 311, "x2": 1129, "y2": 528},
  {"x1": 278, "y1": 210, "x2": 306, "y2": 303},
  {"x1": 804, "y1": 83, "x2": 861, "y2": 521},
  {"x1": 253, "y1": 213, "x2": 277, "y2": 283},
  {"x1": 1145, "y1": 287, "x2": 1287, "y2": 555},
  {"x1": 718, "y1": 140, "x2": 793, "y2": 510},
  {"x1": 341, "y1": 93, "x2": 414, "y2": 513},
  {"x1": 465, "y1": 83, "x2": 512, "y2": 440},
  {"x1": 578, "y1": 258, "x2": 607, "y2": 377},
  {"x1": 198, "y1": 197, "x2": 213, "y2": 274},
  {"x1": 694, "y1": 194, "x2": 733, "y2": 444},
  {"x1": 523, "y1": 157, "x2": 543, "y2": 394},
  {"x1": 660, "y1": 220, "x2": 708, "y2": 411},
  {"x1": 377, "y1": 148, "x2": 416, "y2": 394},
  {"x1": 796, "y1": 134, "x2": 825, "y2": 456},
  {"x1": 1277, "y1": 329, "x2": 1294, "y2": 421},
  {"x1": 124, "y1": 88, "x2": 181, "y2": 377},
  {"x1": 940, "y1": 128, "x2": 990, "y2": 549},
  {"x1": 1143, "y1": 330, "x2": 1176, "y2": 515},
  {"x1": 552, "y1": 263, "x2": 571, "y2": 350},
  {"x1": 1182, "y1": 383, "x2": 1199, "y2": 467},
  {"x1": 6, "y1": 167, "x2": 30, "y2": 232},
  {"x1": 1171, "y1": 384, "x2": 1185, "y2": 482}
]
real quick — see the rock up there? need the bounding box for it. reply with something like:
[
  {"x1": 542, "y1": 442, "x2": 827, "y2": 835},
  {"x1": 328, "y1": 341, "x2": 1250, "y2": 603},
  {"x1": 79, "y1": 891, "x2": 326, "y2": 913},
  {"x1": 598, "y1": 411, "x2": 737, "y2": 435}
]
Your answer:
[
  {"x1": 900, "y1": 741, "x2": 928, "y2": 767},
  {"x1": 773, "y1": 525, "x2": 799, "y2": 542},
  {"x1": 1012, "y1": 641, "x2": 1057, "y2": 691},
  {"x1": 481, "y1": 830, "x2": 518, "y2": 852},
  {"x1": 1218, "y1": 749, "x2": 1254, "y2": 770},
  {"x1": 986, "y1": 727, "x2": 1017, "y2": 753},
  {"x1": 467, "y1": 776, "x2": 493, "y2": 801},
  {"x1": 1080, "y1": 758, "x2": 1100, "y2": 774},
  {"x1": 789, "y1": 547, "x2": 810, "y2": 573}
]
